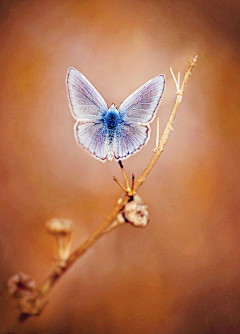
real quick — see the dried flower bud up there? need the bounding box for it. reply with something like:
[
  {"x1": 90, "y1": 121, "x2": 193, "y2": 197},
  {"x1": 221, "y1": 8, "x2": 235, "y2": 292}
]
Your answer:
[
  {"x1": 112, "y1": 194, "x2": 149, "y2": 228},
  {"x1": 6, "y1": 272, "x2": 46, "y2": 316},
  {"x1": 46, "y1": 217, "x2": 73, "y2": 236},
  {"x1": 18, "y1": 291, "x2": 46, "y2": 315},
  {"x1": 124, "y1": 195, "x2": 149, "y2": 227},
  {"x1": 7, "y1": 272, "x2": 36, "y2": 298},
  {"x1": 116, "y1": 212, "x2": 126, "y2": 224},
  {"x1": 46, "y1": 217, "x2": 73, "y2": 262}
]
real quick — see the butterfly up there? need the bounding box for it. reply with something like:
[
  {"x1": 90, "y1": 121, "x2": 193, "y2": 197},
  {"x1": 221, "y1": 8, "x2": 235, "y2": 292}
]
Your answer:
[{"x1": 66, "y1": 67, "x2": 165, "y2": 162}]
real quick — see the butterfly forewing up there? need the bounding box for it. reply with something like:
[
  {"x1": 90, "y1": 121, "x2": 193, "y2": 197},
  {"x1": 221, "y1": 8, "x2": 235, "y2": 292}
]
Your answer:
[
  {"x1": 118, "y1": 75, "x2": 165, "y2": 124},
  {"x1": 67, "y1": 68, "x2": 108, "y2": 122}
]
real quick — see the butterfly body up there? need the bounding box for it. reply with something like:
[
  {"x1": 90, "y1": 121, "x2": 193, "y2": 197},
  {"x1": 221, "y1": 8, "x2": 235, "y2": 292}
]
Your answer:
[
  {"x1": 104, "y1": 104, "x2": 121, "y2": 129},
  {"x1": 67, "y1": 68, "x2": 165, "y2": 162}
]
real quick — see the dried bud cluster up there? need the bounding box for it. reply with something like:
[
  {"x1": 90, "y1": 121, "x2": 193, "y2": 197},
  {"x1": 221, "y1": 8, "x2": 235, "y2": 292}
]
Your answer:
[
  {"x1": 115, "y1": 194, "x2": 149, "y2": 227},
  {"x1": 17, "y1": 291, "x2": 46, "y2": 315},
  {"x1": 7, "y1": 271, "x2": 36, "y2": 297},
  {"x1": 7, "y1": 272, "x2": 45, "y2": 315}
]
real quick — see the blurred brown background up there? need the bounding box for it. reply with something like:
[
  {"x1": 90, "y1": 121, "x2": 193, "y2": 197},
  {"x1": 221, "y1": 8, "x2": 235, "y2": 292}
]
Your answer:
[{"x1": 0, "y1": 0, "x2": 240, "y2": 333}]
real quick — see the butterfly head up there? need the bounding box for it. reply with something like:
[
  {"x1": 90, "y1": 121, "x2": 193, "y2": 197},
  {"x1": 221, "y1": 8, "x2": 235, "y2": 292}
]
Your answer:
[{"x1": 109, "y1": 104, "x2": 117, "y2": 110}]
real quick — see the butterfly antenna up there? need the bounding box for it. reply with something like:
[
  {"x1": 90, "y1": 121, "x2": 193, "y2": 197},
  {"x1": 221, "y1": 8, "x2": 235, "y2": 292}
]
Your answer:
[{"x1": 115, "y1": 102, "x2": 122, "y2": 108}]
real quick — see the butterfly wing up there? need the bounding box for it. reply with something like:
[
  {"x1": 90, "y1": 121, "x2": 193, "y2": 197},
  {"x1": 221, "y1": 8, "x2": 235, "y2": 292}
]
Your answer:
[
  {"x1": 114, "y1": 123, "x2": 149, "y2": 160},
  {"x1": 67, "y1": 68, "x2": 109, "y2": 160},
  {"x1": 118, "y1": 74, "x2": 165, "y2": 124},
  {"x1": 115, "y1": 75, "x2": 165, "y2": 159},
  {"x1": 66, "y1": 67, "x2": 108, "y2": 121},
  {"x1": 75, "y1": 122, "x2": 108, "y2": 161}
]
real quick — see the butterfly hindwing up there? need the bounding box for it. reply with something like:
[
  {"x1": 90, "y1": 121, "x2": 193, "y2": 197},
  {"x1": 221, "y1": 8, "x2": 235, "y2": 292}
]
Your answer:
[
  {"x1": 114, "y1": 123, "x2": 149, "y2": 160},
  {"x1": 75, "y1": 122, "x2": 108, "y2": 161}
]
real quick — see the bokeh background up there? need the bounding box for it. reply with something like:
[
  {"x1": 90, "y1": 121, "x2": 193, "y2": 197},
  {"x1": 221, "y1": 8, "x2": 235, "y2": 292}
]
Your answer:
[{"x1": 0, "y1": 0, "x2": 240, "y2": 333}]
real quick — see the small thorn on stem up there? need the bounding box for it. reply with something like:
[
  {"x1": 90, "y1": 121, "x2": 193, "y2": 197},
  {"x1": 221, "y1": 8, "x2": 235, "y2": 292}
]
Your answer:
[
  {"x1": 152, "y1": 118, "x2": 160, "y2": 154},
  {"x1": 156, "y1": 117, "x2": 159, "y2": 149},
  {"x1": 170, "y1": 67, "x2": 181, "y2": 96}
]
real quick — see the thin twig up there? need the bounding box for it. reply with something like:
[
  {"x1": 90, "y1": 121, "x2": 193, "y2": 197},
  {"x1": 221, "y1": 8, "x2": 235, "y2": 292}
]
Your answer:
[
  {"x1": 118, "y1": 160, "x2": 131, "y2": 193},
  {"x1": 113, "y1": 176, "x2": 127, "y2": 193},
  {"x1": 152, "y1": 118, "x2": 160, "y2": 154},
  {"x1": 170, "y1": 67, "x2": 180, "y2": 92},
  {"x1": 131, "y1": 173, "x2": 135, "y2": 190}
]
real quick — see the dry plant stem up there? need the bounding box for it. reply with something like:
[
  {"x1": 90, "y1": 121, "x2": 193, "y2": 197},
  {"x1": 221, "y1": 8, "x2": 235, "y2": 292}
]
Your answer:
[
  {"x1": 133, "y1": 55, "x2": 198, "y2": 192},
  {"x1": 37, "y1": 55, "x2": 198, "y2": 301}
]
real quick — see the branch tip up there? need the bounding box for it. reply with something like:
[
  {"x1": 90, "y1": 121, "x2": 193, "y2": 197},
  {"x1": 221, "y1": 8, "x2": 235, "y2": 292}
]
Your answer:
[{"x1": 189, "y1": 55, "x2": 198, "y2": 66}]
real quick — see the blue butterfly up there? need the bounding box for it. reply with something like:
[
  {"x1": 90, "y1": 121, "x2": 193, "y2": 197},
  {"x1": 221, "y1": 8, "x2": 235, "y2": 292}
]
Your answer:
[{"x1": 66, "y1": 68, "x2": 165, "y2": 161}]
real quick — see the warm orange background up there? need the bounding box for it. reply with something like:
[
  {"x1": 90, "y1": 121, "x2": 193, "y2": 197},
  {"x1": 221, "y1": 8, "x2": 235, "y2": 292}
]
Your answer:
[{"x1": 1, "y1": 0, "x2": 240, "y2": 333}]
